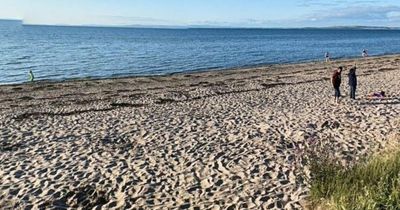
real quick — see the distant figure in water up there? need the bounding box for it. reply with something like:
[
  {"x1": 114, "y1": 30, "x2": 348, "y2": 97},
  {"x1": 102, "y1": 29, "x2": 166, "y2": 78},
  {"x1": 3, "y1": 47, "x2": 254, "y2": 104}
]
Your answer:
[
  {"x1": 348, "y1": 66, "x2": 357, "y2": 100},
  {"x1": 362, "y1": 49, "x2": 368, "y2": 58},
  {"x1": 325, "y1": 52, "x2": 331, "y2": 62},
  {"x1": 331, "y1": 66, "x2": 343, "y2": 104},
  {"x1": 28, "y1": 70, "x2": 35, "y2": 82}
]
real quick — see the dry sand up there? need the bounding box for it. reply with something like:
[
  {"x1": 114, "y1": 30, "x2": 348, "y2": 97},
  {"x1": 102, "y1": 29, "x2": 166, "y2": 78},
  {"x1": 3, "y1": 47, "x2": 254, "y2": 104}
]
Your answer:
[{"x1": 0, "y1": 55, "x2": 399, "y2": 209}]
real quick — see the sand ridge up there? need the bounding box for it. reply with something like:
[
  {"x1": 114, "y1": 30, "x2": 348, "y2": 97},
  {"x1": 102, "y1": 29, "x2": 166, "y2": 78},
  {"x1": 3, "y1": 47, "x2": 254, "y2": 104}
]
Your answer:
[{"x1": 1, "y1": 55, "x2": 399, "y2": 209}]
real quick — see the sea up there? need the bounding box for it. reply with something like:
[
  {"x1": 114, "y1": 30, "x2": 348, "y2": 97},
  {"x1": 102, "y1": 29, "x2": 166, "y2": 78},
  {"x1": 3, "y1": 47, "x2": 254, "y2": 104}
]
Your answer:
[{"x1": 1, "y1": 19, "x2": 400, "y2": 85}]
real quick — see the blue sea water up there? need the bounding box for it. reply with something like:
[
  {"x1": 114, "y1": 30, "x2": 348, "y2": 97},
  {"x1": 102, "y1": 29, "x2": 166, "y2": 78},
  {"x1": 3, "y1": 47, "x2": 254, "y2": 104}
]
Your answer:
[{"x1": 1, "y1": 19, "x2": 400, "y2": 85}]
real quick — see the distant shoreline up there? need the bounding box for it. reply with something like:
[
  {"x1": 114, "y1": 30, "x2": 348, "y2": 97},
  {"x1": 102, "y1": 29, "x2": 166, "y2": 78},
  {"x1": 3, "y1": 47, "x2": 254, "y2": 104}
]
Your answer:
[{"x1": 2, "y1": 19, "x2": 400, "y2": 30}]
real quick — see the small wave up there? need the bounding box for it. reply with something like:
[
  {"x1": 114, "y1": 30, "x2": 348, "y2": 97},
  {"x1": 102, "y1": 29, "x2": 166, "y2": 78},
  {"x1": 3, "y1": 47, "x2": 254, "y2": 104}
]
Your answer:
[
  {"x1": 11, "y1": 65, "x2": 40, "y2": 70},
  {"x1": 78, "y1": 46, "x2": 93, "y2": 50},
  {"x1": 381, "y1": 52, "x2": 400, "y2": 56},
  {"x1": 6, "y1": 45, "x2": 25, "y2": 50},
  {"x1": 5, "y1": 61, "x2": 24, "y2": 65},
  {"x1": 16, "y1": 55, "x2": 31, "y2": 60}
]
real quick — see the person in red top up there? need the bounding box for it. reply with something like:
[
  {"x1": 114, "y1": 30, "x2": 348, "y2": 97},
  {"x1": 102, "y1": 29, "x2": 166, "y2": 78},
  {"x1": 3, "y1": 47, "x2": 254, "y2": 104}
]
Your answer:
[{"x1": 331, "y1": 66, "x2": 343, "y2": 104}]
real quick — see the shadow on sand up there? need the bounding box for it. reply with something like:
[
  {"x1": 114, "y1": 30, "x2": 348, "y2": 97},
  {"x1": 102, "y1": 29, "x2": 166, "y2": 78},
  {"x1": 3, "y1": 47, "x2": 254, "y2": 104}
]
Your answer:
[{"x1": 359, "y1": 97, "x2": 400, "y2": 105}]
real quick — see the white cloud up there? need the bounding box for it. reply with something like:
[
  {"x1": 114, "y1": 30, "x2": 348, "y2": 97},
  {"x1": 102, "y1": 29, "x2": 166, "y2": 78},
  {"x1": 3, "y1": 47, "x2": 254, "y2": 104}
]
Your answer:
[
  {"x1": 387, "y1": 11, "x2": 400, "y2": 20},
  {"x1": 17, "y1": 1, "x2": 400, "y2": 28},
  {"x1": 303, "y1": 5, "x2": 400, "y2": 26}
]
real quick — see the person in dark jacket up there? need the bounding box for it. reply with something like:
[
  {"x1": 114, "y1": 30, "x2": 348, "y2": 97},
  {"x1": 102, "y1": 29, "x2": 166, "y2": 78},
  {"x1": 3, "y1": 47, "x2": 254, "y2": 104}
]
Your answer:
[
  {"x1": 348, "y1": 66, "x2": 357, "y2": 99},
  {"x1": 331, "y1": 66, "x2": 343, "y2": 103}
]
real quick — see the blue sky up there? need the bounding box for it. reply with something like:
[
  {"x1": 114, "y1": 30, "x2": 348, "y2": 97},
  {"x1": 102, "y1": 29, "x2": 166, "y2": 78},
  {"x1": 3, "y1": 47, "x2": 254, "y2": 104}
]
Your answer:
[{"x1": 1, "y1": 0, "x2": 400, "y2": 27}]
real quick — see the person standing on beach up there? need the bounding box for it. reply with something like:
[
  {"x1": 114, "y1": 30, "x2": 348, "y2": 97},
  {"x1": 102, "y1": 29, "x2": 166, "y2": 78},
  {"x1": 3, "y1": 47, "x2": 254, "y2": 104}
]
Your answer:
[
  {"x1": 348, "y1": 66, "x2": 357, "y2": 100},
  {"x1": 28, "y1": 70, "x2": 35, "y2": 82},
  {"x1": 331, "y1": 67, "x2": 343, "y2": 103},
  {"x1": 362, "y1": 49, "x2": 368, "y2": 58},
  {"x1": 325, "y1": 52, "x2": 330, "y2": 62}
]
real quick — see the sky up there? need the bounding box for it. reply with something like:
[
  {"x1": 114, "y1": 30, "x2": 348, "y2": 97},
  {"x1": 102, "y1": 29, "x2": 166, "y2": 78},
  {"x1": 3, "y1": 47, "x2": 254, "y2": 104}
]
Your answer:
[{"x1": 1, "y1": 0, "x2": 400, "y2": 28}]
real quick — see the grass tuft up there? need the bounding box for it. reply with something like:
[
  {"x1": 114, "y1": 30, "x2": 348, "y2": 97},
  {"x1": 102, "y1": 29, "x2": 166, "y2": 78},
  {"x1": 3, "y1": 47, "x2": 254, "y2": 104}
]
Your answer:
[{"x1": 308, "y1": 144, "x2": 400, "y2": 210}]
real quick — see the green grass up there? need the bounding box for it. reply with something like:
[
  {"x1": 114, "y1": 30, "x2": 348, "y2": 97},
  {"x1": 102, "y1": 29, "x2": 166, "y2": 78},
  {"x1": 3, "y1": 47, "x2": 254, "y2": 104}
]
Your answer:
[{"x1": 309, "y1": 148, "x2": 400, "y2": 210}]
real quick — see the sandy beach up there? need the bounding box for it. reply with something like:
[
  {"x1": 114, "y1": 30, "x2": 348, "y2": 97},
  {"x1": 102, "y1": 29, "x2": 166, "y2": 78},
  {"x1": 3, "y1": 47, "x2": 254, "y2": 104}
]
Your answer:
[{"x1": 1, "y1": 55, "x2": 399, "y2": 209}]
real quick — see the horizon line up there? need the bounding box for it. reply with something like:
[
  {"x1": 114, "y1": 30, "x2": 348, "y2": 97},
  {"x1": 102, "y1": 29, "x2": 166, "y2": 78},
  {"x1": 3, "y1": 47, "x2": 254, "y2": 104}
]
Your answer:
[{"x1": 1, "y1": 19, "x2": 400, "y2": 30}]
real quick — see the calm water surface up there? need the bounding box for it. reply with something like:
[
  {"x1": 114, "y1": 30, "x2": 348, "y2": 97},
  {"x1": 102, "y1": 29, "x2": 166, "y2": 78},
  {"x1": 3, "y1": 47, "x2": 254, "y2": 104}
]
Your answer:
[{"x1": 1, "y1": 20, "x2": 400, "y2": 84}]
